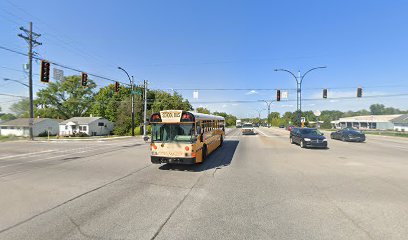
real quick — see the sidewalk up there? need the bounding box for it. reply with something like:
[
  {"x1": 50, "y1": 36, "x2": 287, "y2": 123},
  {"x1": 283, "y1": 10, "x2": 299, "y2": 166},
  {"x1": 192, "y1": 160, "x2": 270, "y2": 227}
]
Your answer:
[{"x1": 35, "y1": 135, "x2": 143, "y2": 142}]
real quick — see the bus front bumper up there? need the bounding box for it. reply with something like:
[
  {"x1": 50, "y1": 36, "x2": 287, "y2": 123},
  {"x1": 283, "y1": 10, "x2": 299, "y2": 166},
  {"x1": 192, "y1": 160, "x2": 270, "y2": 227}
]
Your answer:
[{"x1": 151, "y1": 156, "x2": 196, "y2": 164}]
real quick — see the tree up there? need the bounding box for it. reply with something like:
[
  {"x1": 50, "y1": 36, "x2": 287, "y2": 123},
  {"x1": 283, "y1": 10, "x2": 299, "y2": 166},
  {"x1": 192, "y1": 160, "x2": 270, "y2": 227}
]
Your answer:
[
  {"x1": 195, "y1": 107, "x2": 211, "y2": 114},
  {"x1": 150, "y1": 91, "x2": 192, "y2": 113},
  {"x1": 370, "y1": 104, "x2": 386, "y2": 115},
  {"x1": 0, "y1": 113, "x2": 17, "y2": 121},
  {"x1": 10, "y1": 99, "x2": 30, "y2": 117},
  {"x1": 35, "y1": 75, "x2": 95, "y2": 119}
]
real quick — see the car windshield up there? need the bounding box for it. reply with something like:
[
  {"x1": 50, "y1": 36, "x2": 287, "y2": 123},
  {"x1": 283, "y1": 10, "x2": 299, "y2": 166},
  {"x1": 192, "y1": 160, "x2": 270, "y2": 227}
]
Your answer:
[
  {"x1": 243, "y1": 124, "x2": 253, "y2": 128},
  {"x1": 151, "y1": 123, "x2": 194, "y2": 143},
  {"x1": 299, "y1": 129, "x2": 322, "y2": 135}
]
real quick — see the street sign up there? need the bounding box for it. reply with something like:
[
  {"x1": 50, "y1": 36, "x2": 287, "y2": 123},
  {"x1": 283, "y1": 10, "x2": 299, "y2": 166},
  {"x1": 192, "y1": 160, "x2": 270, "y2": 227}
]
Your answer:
[
  {"x1": 53, "y1": 68, "x2": 64, "y2": 82},
  {"x1": 281, "y1": 91, "x2": 288, "y2": 99},
  {"x1": 132, "y1": 90, "x2": 142, "y2": 95},
  {"x1": 301, "y1": 117, "x2": 306, "y2": 123},
  {"x1": 313, "y1": 110, "x2": 321, "y2": 117},
  {"x1": 193, "y1": 90, "x2": 199, "y2": 99}
]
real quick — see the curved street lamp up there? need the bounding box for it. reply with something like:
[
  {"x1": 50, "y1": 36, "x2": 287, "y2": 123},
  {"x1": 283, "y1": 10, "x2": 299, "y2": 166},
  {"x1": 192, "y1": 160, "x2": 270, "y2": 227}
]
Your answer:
[
  {"x1": 274, "y1": 66, "x2": 326, "y2": 125},
  {"x1": 118, "y1": 67, "x2": 135, "y2": 136}
]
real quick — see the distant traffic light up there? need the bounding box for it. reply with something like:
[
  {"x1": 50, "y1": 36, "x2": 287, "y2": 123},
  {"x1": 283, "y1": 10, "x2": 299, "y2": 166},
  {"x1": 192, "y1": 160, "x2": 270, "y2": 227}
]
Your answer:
[
  {"x1": 81, "y1": 72, "x2": 88, "y2": 87},
  {"x1": 276, "y1": 89, "x2": 281, "y2": 101},
  {"x1": 323, "y1": 89, "x2": 328, "y2": 99},
  {"x1": 40, "y1": 60, "x2": 51, "y2": 83},
  {"x1": 115, "y1": 81, "x2": 120, "y2": 92},
  {"x1": 357, "y1": 87, "x2": 363, "y2": 98}
]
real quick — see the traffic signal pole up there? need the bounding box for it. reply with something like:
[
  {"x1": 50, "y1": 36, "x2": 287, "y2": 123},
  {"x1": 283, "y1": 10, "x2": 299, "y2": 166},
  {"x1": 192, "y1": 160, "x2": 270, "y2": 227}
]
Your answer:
[
  {"x1": 18, "y1": 22, "x2": 41, "y2": 140},
  {"x1": 131, "y1": 76, "x2": 135, "y2": 137}
]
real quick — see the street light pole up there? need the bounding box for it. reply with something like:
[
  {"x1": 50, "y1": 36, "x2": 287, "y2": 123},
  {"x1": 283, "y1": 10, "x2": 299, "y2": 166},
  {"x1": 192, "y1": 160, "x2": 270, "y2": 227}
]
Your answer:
[
  {"x1": 262, "y1": 100, "x2": 273, "y2": 128},
  {"x1": 274, "y1": 67, "x2": 326, "y2": 126},
  {"x1": 3, "y1": 78, "x2": 29, "y2": 88},
  {"x1": 118, "y1": 67, "x2": 135, "y2": 136}
]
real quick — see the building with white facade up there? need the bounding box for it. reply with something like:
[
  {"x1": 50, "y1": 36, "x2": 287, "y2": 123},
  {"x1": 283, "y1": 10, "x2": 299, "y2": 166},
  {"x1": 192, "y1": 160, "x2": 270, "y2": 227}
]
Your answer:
[
  {"x1": 331, "y1": 114, "x2": 402, "y2": 130},
  {"x1": 0, "y1": 118, "x2": 59, "y2": 137},
  {"x1": 391, "y1": 114, "x2": 408, "y2": 132},
  {"x1": 59, "y1": 117, "x2": 114, "y2": 136}
]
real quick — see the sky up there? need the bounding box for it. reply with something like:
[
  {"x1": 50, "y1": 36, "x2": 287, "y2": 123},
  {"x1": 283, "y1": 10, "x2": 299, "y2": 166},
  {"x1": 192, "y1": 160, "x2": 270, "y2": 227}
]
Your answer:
[{"x1": 1, "y1": 0, "x2": 408, "y2": 118}]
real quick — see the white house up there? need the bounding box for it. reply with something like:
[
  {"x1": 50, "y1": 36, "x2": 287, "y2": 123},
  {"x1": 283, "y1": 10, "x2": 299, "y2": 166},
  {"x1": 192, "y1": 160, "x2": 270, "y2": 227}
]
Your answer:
[
  {"x1": 331, "y1": 114, "x2": 401, "y2": 130},
  {"x1": 391, "y1": 114, "x2": 408, "y2": 132},
  {"x1": 59, "y1": 117, "x2": 114, "y2": 136},
  {"x1": 0, "y1": 118, "x2": 59, "y2": 137}
]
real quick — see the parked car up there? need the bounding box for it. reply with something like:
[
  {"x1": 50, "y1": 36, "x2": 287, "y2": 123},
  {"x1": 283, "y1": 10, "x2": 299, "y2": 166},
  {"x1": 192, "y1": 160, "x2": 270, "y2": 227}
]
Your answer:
[
  {"x1": 241, "y1": 123, "x2": 255, "y2": 135},
  {"x1": 330, "y1": 128, "x2": 365, "y2": 142},
  {"x1": 279, "y1": 125, "x2": 285, "y2": 128},
  {"x1": 286, "y1": 125, "x2": 294, "y2": 131},
  {"x1": 290, "y1": 128, "x2": 328, "y2": 148}
]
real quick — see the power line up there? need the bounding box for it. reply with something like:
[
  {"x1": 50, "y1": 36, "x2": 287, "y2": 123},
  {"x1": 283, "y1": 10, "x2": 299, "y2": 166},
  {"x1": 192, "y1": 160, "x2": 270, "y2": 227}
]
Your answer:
[{"x1": 0, "y1": 45, "x2": 128, "y2": 85}]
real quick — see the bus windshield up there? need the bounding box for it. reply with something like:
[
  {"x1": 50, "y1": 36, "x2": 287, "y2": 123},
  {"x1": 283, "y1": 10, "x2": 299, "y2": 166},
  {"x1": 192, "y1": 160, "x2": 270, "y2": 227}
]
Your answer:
[{"x1": 151, "y1": 123, "x2": 194, "y2": 143}]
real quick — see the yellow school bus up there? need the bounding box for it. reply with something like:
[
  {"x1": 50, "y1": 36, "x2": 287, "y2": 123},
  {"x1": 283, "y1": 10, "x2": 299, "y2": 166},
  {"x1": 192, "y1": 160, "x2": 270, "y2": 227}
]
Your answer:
[{"x1": 149, "y1": 110, "x2": 225, "y2": 164}]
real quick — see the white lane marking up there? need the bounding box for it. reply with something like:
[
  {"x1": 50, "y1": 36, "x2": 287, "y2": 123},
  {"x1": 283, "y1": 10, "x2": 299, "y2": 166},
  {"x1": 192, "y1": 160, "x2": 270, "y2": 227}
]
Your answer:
[
  {"x1": 0, "y1": 150, "x2": 58, "y2": 160},
  {"x1": 0, "y1": 143, "x2": 142, "y2": 168},
  {"x1": 255, "y1": 128, "x2": 268, "y2": 136}
]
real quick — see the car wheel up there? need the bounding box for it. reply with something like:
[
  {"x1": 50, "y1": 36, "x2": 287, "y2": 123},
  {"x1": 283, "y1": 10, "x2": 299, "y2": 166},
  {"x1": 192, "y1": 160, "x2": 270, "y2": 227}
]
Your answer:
[
  {"x1": 290, "y1": 137, "x2": 294, "y2": 144},
  {"x1": 300, "y1": 140, "x2": 305, "y2": 148},
  {"x1": 341, "y1": 136, "x2": 346, "y2": 141}
]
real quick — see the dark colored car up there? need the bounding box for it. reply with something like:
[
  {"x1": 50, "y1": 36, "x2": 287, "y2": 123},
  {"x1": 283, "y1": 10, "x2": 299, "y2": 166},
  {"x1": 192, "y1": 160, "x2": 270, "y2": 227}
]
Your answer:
[
  {"x1": 331, "y1": 128, "x2": 366, "y2": 142},
  {"x1": 279, "y1": 125, "x2": 285, "y2": 128},
  {"x1": 286, "y1": 125, "x2": 294, "y2": 131},
  {"x1": 290, "y1": 128, "x2": 328, "y2": 148}
]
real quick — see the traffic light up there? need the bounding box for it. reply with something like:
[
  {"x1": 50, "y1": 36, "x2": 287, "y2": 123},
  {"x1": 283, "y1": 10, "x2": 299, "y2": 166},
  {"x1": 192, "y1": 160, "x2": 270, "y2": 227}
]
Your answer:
[
  {"x1": 115, "y1": 81, "x2": 120, "y2": 92},
  {"x1": 276, "y1": 89, "x2": 281, "y2": 101},
  {"x1": 323, "y1": 89, "x2": 328, "y2": 99},
  {"x1": 81, "y1": 72, "x2": 88, "y2": 87},
  {"x1": 40, "y1": 60, "x2": 51, "y2": 83},
  {"x1": 357, "y1": 87, "x2": 363, "y2": 98}
]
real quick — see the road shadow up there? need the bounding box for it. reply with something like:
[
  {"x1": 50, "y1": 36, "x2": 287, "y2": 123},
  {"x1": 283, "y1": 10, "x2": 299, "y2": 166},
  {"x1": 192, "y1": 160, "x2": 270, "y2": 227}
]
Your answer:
[{"x1": 159, "y1": 140, "x2": 239, "y2": 172}]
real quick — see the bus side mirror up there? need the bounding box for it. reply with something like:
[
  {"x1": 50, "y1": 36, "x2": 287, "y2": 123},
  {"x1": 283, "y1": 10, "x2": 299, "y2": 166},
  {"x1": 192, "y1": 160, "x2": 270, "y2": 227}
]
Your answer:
[{"x1": 222, "y1": 126, "x2": 225, "y2": 132}]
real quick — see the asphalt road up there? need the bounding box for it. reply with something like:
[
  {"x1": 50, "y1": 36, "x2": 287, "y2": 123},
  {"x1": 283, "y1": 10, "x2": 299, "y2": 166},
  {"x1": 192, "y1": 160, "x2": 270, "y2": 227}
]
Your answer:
[{"x1": 0, "y1": 128, "x2": 407, "y2": 240}]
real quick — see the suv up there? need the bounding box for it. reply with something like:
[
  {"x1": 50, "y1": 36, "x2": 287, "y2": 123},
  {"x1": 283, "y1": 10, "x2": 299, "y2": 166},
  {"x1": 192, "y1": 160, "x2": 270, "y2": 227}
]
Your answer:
[
  {"x1": 241, "y1": 123, "x2": 255, "y2": 135},
  {"x1": 290, "y1": 128, "x2": 328, "y2": 148}
]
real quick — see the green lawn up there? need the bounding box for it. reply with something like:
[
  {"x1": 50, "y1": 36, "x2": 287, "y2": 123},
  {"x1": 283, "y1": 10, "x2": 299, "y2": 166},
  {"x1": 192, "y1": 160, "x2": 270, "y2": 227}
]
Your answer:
[{"x1": 0, "y1": 135, "x2": 27, "y2": 142}]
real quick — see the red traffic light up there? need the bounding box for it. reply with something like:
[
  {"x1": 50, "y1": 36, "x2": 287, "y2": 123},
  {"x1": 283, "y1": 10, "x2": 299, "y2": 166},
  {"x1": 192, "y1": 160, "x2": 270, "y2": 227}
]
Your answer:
[
  {"x1": 276, "y1": 90, "x2": 281, "y2": 101},
  {"x1": 81, "y1": 72, "x2": 88, "y2": 87},
  {"x1": 40, "y1": 60, "x2": 51, "y2": 83}
]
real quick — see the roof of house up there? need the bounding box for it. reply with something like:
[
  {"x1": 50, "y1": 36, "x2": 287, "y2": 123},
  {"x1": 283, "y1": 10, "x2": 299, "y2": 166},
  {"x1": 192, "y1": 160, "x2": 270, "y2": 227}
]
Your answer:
[
  {"x1": 59, "y1": 117, "x2": 106, "y2": 125},
  {"x1": 0, "y1": 118, "x2": 55, "y2": 127},
  {"x1": 333, "y1": 114, "x2": 402, "y2": 123},
  {"x1": 390, "y1": 114, "x2": 408, "y2": 124}
]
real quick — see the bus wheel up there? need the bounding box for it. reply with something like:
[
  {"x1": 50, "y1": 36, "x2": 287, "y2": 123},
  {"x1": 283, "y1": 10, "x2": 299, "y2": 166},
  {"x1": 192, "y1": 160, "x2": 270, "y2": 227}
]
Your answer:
[{"x1": 220, "y1": 136, "x2": 224, "y2": 147}]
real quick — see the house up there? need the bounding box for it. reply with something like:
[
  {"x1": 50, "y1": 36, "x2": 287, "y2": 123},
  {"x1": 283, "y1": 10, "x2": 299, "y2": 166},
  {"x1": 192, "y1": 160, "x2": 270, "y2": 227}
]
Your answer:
[
  {"x1": 331, "y1": 114, "x2": 402, "y2": 130},
  {"x1": 391, "y1": 114, "x2": 408, "y2": 132},
  {"x1": 59, "y1": 117, "x2": 114, "y2": 136},
  {"x1": 0, "y1": 118, "x2": 59, "y2": 137}
]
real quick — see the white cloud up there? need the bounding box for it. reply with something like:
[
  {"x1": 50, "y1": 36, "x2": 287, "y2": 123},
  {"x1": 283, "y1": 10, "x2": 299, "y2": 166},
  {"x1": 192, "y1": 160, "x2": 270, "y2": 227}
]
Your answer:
[
  {"x1": 245, "y1": 90, "x2": 258, "y2": 95},
  {"x1": 222, "y1": 104, "x2": 227, "y2": 108}
]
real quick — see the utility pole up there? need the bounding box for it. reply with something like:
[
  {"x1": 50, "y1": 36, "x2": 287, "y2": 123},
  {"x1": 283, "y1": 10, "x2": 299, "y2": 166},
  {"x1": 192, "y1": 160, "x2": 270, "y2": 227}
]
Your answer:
[
  {"x1": 18, "y1": 22, "x2": 42, "y2": 141},
  {"x1": 143, "y1": 80, "x2": 148, "y2": 138},
  {"x1": 263, "y1": 100, "x2": 274, "y2": 128}
]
